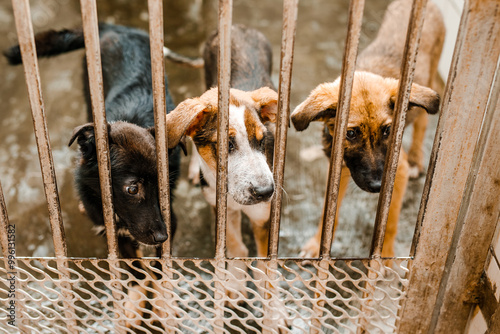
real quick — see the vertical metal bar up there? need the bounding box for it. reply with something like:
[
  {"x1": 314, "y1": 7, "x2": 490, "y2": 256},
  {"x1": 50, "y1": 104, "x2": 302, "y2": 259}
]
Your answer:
[
  {"x1": 147, "y1": 1, "x2": 178, "y2": 329},
  {"x1": 399, "y1": 0, "x2": 500, "y2": 332},
  {"x1": 311, "y1": 2, "x2": 365, "y2": 333},
  {"x1": 430, "y1": 53, "x2": 500, "y2": 334},
  {"x1": 12, "y1": 1, "x2": 78, "y2": 330},
  {"x1": 147, "y1": 0, "x2": 172, "y2": 259},
  {"x1": 80, "y1": 0, "x2": 119, "y2": 260},
  {"x1": 319, "y1": 0, "x2": 365, "y2": 259},
  {"x1": 0, "y1": 182, "x2": 10, "y2": 261},
  {"x1": 213, "y1": 1, "x2": 232, "y2": 333},
  {"x1": 11, "y1": 0, "x2": 67, "y2": 260},
  {"x1": 267, "y1": 0, "x2": 298, "y2": 259},
  {"x1": 370, "y1": 0, "x2": 428, "y2": 258},
  {"x1": 0, "y1": 181, "x2": 29, "y2": 334},
  {"x1": 214, "y1": 0, "x2": 232, "y2": 261}
]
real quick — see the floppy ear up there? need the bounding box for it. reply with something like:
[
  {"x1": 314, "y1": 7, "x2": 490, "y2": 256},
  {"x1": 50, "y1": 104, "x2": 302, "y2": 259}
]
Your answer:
[
  {"x1": 69, "y1": 123, "x2": 97, "y2": 161},
  {"x1": 291, "y1": 82, "x2": 339, "y2": 131},
  {"x1": 250, "y1": 87, "x2": 278, "y2": 123},
  {"x1": 389, "y1": 82, "x2": 440, "y2": 117},
  {"x1": 165, "y1": 98, "x2": 209, "y2": 149}
]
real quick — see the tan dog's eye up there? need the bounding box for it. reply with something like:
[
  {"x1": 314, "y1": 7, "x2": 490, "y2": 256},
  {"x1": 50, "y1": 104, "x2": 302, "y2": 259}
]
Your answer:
[
  {"x1": 346, "y1": 129, "x2": 357, "y2": 141},
  {"x1": 382, "y1": 125, "x2": 391, "y2": 138},
  {"x1": 127, "y1": 185, "x2": 139, "y2": 195}
]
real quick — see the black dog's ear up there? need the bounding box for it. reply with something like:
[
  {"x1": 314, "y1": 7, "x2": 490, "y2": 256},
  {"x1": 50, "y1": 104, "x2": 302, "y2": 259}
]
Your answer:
[{"x1": 69, "y1": 123, "x2": 112, "y2": 161}]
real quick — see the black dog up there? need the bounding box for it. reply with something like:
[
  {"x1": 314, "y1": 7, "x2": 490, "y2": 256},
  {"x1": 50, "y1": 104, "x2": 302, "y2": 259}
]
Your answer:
[
  {"x1": 4, "y1": 23, "x2": 184, "y2": 257},
  {"x1": 5, "y1": 23, "x2": 190, "y2": 327}
]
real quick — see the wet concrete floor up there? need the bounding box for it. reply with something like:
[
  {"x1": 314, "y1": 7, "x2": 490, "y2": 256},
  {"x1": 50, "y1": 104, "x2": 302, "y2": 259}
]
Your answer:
[{"x1": 0, "y1": 0, "x2": 439, "y2": 260}]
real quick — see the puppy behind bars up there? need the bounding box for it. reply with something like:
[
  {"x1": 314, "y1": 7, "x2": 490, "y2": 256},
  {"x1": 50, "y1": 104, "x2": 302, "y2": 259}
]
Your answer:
[{"x1": 291, "y1": 0, "x2": 445, "y2": 259}]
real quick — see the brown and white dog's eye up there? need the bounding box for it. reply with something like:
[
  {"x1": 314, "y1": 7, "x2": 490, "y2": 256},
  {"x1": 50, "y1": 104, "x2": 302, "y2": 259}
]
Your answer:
[
  {"x1": 382, "y1": 125, "x2": 391, "y2": 138},
  {"x1": 346, "y1": 129, "x2": 357, "y2": 141},
  {"x1": 228, "y1": 140, "x2": 236, "y2": 153},
  {"x1": 126, "y1": 185, "x2": 139, "y2": 195}
]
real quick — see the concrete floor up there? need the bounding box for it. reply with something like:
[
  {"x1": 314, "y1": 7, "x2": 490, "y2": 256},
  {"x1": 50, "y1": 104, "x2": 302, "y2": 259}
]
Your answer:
[{"x1": 0, "y1": 0, "x2": 439, "y2": 261}]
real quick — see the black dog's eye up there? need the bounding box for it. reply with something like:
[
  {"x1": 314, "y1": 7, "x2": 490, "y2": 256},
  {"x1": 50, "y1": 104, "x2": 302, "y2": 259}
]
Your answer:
[
  {"x1": 126, "y1": 185, "x2": 139, "y2": 195},
  {"x1": 382, "y1": 125, "x2": 391, "y2": 138},
  {"x1": 346, "y1": 129, "x2": 357, "y2": 141}
]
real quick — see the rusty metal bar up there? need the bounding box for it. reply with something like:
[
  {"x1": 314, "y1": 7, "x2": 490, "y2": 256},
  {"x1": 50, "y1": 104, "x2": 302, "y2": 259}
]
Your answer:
[
  {"x1": 80, "y1": 0, "x2": 119, "y2": 260},
  {"x1": 11, "y1": 0, "x2": 78, "y2": 330},
  {"x1": 11, "y1": 0, "x2": 67, "y2": 260},
  {"x1": 429, "y1": 54, "x2": 500, "y2": 334},
  {"x1": 268, "y1": 0, "x2": 299, "y2": 259},
  {"x1": 0, "y1": 181, "x2": 30, "y2": 334},
  {"x1": 370, "y1": 0, "x2": 428, "y2": 258},
  {"x1": 319, "y1": 0, "x2": 365, "y2": 259},
  {"x1": 399, "y1": 0, "x2": 500, "y2": 332},
  {"x1": 0, "y1": 181, "x2": 10, "y2": 260},
  {"x1": 213, "y1": 1, "x2": 232, "y2": 332},
  {"x1": 214, "y1": 0, "x2": 232, "y2": 261},
  {"x1": 147, "y1": 0, "x2": 173, "y2": 259}
]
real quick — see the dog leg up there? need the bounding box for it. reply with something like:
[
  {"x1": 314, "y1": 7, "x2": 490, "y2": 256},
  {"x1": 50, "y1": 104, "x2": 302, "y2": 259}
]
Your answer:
[
  {"x1": 381, "y1": 152, "x2": 409, "y2": 264},
  {"x1": 300, "y1": 167, "x2": 351, "y2": 258},
  {"x1": 187, "y1": 143, "x2": 201, "y2": 185},
  {"x1": 225, "y1": 207, "x2": 249, "y2": 303},
  {"x1": 124, "y1": 284, "x2": 147, "y2": 328},
  {"x1": 407, "y1": 109, "x2": 428, "y2": 179}
]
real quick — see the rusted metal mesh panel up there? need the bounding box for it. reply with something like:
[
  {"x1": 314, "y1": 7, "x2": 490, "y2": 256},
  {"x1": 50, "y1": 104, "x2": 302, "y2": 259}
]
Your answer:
[{"x1": 0, "y1": 258, "x2": 408, "y2": 333}]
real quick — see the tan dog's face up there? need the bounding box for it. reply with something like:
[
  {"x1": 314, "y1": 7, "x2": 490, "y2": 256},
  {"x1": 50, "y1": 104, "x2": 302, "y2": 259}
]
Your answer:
[
  {"x1": 167, "y1": 87, "x2": 278, "y2": 205},
  {"x1": 291, "y1": 71, "x2": 440, "y2": 193}
]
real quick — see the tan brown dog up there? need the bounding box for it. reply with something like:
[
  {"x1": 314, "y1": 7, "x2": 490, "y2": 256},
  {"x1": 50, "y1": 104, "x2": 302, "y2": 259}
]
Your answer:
[{"x1": 291, "y1": 0, "x2": 445, "y2": 259}]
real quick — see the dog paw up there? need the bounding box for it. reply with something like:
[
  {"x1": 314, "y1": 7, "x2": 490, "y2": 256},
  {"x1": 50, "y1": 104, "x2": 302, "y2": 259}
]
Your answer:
[
  {"x1": 408, "y1": 165, "x2": 422, "y2": 179},
  {"x1": 299, "y1": 236, "x2": 321, "y2": 259}
]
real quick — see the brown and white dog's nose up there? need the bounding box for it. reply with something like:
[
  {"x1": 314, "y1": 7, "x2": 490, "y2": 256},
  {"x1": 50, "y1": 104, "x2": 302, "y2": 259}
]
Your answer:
[
  {"x1": 152, "y1": 230, "x2": 168, "y2": 244},
  {"x1": 250, "y1": 184, "x2": 274, "y2": 201}
]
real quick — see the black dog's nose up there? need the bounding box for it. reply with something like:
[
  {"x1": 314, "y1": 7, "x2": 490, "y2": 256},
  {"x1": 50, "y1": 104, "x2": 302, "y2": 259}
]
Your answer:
[
  {"x1": 367, "y1": 180, "x2": 382, "y2": 193},
  {"x1": 152, "y1": 231, "x2": 168, "y2": 244},
  {"x1": 250, "y1": 184, "x2": 275, "y2": 201}
]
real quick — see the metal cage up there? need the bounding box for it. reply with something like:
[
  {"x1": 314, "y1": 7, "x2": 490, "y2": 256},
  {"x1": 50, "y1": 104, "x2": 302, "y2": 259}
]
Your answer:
[{"x1": 1, "y1": 0, "x2": 499, "y2": 333}]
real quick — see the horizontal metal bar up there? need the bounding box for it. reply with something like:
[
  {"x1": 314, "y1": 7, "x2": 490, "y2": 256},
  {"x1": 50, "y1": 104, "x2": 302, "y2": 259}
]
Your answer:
[
  {"x1": 214, "y1": 0, "x2": 232, "y2": 261},
  {"x1": 268, "y1": 0, "x2": 299, "y2": 259},
  {"x1": 12, "y1": 0, "x2": 67, "y2": 260},
  {"x1": 370, "y1": 0, "x2": 428, "y2": 258},
  {"x1": 320, "y1": 0, "x2": 365, "y2": 259},
  {"x1": 147, "y1": 0, "x2": 173, "y2": 259},
  {"x1": 80, "y1": 0, "x2": 119, "y2": 260}
]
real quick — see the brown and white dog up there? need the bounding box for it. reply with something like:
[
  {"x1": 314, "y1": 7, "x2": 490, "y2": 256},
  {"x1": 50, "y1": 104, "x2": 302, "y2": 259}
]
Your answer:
[
  {"x1": 291, "y1": 0, "x2": 445, "y2": 259},
  {"x1": 167, "y1": 25, "x2": 277, "y2": 297}
]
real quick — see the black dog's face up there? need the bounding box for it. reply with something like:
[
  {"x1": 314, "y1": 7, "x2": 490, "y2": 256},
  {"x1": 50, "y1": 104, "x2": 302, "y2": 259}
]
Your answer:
[{"x1": 70, "y1": 121, "x2": 168, "y2": 245}]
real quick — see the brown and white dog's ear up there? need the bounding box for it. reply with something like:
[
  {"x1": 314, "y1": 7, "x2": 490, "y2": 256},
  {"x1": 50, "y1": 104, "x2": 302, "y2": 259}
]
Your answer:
[
  {"x1": 389, "y1": 82, "x2": 440, "y2": 117},
  {"x1": 165, "y1": 98, "x2": 210, "y2": 149},
  {"x1": 250, "y1": 87, "x2": 278, "y2": 123},
  {"x1": 290, "y1": 82, "x2": 339, "y2": 131}
]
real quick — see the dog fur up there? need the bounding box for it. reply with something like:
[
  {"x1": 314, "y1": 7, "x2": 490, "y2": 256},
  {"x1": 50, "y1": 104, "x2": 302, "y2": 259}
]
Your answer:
[
  {"x1": 4, "y1": 23, "x2": 186, "y2": 326},
  {"x1": 167, "y1": 24, "x2": 277, "y2": 299},
  {"x1": 291, "y1": 0, "x2": 445, "y2": 259}
]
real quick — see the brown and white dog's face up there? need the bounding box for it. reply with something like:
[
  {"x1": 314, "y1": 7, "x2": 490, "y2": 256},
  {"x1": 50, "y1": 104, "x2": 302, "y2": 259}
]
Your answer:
[
  {"x1": 291, "y1": 71, "x2": 440, "y2": 193},
  {"x1": 167, "y1": 87, "x2": 277, "y2": 205}
]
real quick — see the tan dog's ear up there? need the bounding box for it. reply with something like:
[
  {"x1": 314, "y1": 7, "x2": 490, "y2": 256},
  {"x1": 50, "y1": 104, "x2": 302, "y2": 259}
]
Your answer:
[
  {"x1": 390, "y1": 82, "x2": 440, "y2": 116},
  {"x1": 291, "y1": 82, "x2": 339, "y2": 131},
  {"x1": 250, "y1": 87, "x2": 278, "y2": 123},
  {"x1": 165, "y1": 98, "x2": 209, "y2": 149}
]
